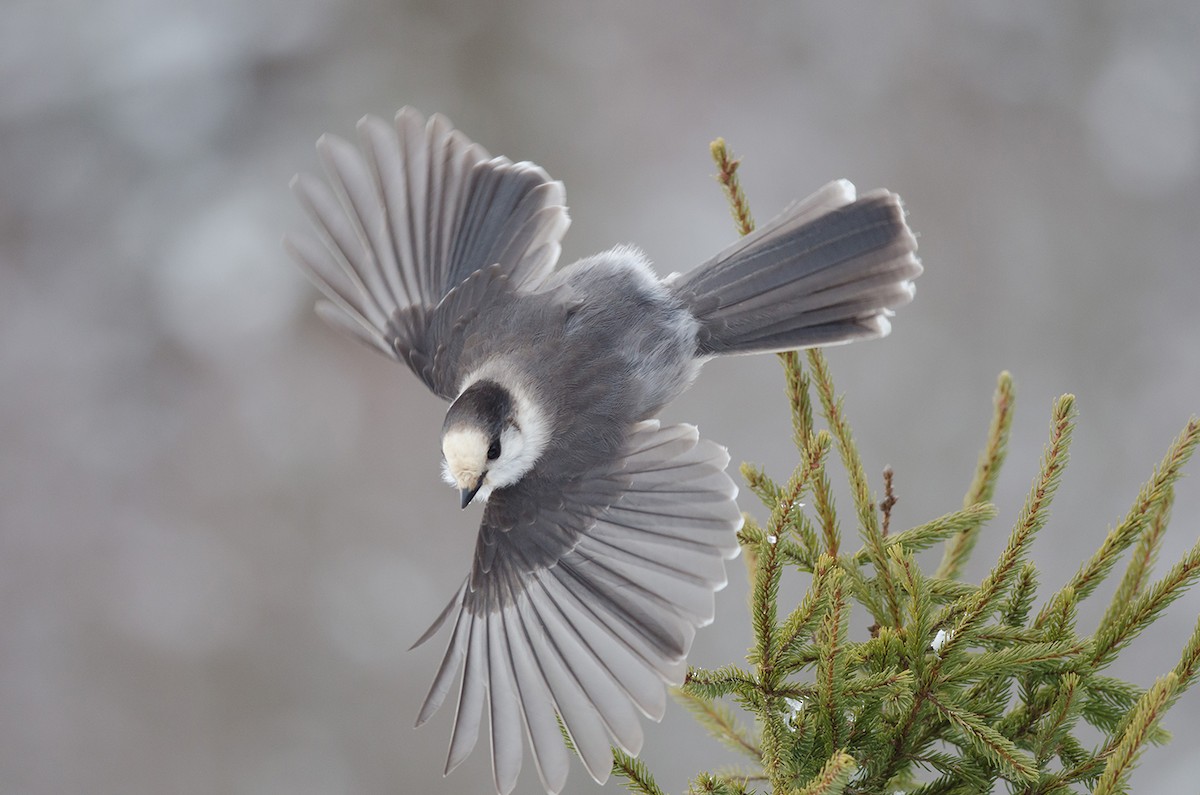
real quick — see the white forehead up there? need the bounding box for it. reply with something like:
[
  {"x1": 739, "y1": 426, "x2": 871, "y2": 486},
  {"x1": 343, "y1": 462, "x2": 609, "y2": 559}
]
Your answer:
[{"x1": 442, "y1": 427, "x2": 489, "y2": 469}]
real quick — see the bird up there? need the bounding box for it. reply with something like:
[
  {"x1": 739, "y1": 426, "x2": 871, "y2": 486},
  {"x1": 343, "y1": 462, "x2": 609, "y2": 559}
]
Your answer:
[{"x1": 285, "y1": 107, "x2": 922, "y2": 795}]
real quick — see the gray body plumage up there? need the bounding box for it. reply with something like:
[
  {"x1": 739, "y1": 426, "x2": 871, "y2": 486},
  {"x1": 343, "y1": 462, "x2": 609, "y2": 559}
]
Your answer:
[{"x1": 286, "y1": 107, "x2": 922, "y2": 795}]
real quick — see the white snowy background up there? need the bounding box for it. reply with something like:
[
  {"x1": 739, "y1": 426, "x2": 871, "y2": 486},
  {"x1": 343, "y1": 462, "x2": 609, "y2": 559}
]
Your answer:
[{"x1": 3, "y1": 2, "x2": 1199, "y2": 793}]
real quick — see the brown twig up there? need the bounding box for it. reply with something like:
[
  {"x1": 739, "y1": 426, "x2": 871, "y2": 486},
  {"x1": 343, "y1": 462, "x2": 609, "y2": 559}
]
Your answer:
[{"x1": 881, "y1": 465, "x2": 897, "y2": 537}]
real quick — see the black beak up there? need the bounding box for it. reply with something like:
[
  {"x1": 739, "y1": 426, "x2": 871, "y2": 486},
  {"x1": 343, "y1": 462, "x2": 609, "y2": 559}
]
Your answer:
[{"x1": 460, "y1": 478, "x2": 483, "y2": 509}]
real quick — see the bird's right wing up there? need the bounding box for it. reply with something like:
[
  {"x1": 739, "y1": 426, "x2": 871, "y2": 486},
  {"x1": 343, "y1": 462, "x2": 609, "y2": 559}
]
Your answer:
[
  {"x1": 285, "y1": 107, "x2": 570, "y2": 399},
  {"x1": 412, "y1": 421, "x2": 743, "y2": 795}
]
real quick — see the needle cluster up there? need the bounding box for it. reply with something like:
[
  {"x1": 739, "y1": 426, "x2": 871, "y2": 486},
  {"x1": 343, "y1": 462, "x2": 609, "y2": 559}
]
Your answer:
[{"x1": 605, "y1": 141, "x2": 1200, "y2": 795}]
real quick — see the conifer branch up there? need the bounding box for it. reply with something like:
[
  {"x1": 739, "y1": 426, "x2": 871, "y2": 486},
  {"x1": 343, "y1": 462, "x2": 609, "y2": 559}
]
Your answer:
[
  {"x1": 739, "y1": 518, "x2": 811, "y2": 572},
  {"x1": 1172, "y1": 614, "x2": 1200, "y2": 696},
  {"x1": 794, "y1": 750, "x2": 856, "y2": 795},
  {"x1": 893, "y1": 548, "x2": 935, "y2": 673},
  {"x1": 929, "y1": 693, "x2": 1038, "y2": 783},
  {"x1": 807, "y1": 348, "x2": 903, "y2": 627},
  {"x1": 839, "y1": 668, "x2": 914, "y2": 699},
  {"x1": 956, "y1": 640, "x2": 1081, "y2": 679},
  {"x1": 939, "y1": 372, "x2": 1015, "y2": 580},
  {"x1": 1032, "y1": 671, "x2": 1081, "y2": 767},
  {"x1": 682, "y1": 665, "x2": 759, "y2": 699},
  {"x1": 1002, "y1": 563, "x2": 1039, "y2": 627},
  {"x1": 761, "y1": 706, "x2": 790, "y2": 793},
  {"x1": 852, "y1": 502, "x2": 998, "y2": 566},
  {"x1": 742, "y1": 462, "x2": 785, "y2": 509},
  {"x1": 1101, "y1": 483, "x2": 1174, "y2": 632},
  {"x1": 680, "y1": 135, "x2": 1200, "y2": 795},
  {"x1": 1093, "y1": 673, "x2": 1178, "y2": 795},
  {"x1": 872, "y1": 396, "x2": 1075, "y2": 788},
  {"x1": 1090, "y1": 536, "x2": 1200, "y2": 668},
  {"x1": 753, "y1": 453, "x2": 820, "y2": 670},
  {"x1": 611, "y1": 746, "x2": 666, "y2": 795},
  {"x1": 807, "y1": 431, "x2": 841, "y2": 558},
  {"x1": 675, "y1": 689, "x2": 762, "y2": 760},
  {"x1": 691, "y1": 772, "x2": 754, "y2": 795},
  {"x1": 940, "y1": 395, "x2": 1075, "y2": 655},
  {"x1": 1039, "y1": 585, "x2": 1080, "y2": 644},
  {"x1": 710, "y1": 138, "x2": 755, "y2": 236},
  {"x1": 781, "y1": 350, "x2": 815, "y2": 451},
  {"x1": 775, "y1": 555, "x2": 839, "y2": 667},
  {"x1": 814, "y1": 574, "x2": 850, "y2": 751},
  {"x1": 1045, "y1": 417, "x2": 1200, "y2": 621}
]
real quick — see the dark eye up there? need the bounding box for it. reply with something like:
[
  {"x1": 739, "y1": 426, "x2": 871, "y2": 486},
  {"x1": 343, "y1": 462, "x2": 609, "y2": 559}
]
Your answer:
[{"x1": 487, "y1": 440, "x2": 501, "y2": 461}]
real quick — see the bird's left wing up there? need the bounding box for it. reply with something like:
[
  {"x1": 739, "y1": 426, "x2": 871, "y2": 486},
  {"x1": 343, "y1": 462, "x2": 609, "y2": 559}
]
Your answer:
[
  {"x1": 285, "y1": 107, "x2": 570, "y2": 398},
  {"x1": 412, "y1": 421, "x2": 743, "y2": 795}
]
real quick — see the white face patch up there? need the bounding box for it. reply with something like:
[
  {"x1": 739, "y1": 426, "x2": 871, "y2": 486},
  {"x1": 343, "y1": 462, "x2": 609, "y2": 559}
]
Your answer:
[
  {"x1": 450, "y1": 363, "x2": 552, "y2": 495},
  {"x1": 441, "y1": 364, "x2": 553, "y2": 503},
  {"x1": 441, "y1": 427, "x2": 489, "y2": 491}
]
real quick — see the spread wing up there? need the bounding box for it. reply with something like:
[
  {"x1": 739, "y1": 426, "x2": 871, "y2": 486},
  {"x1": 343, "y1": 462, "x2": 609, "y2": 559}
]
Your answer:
[
  {"x1": 412, "y1": 421, "x2": 743, "y2": 795},
  {"x1": 284, "y1": 107, "x2": 570, "y2": 399}
]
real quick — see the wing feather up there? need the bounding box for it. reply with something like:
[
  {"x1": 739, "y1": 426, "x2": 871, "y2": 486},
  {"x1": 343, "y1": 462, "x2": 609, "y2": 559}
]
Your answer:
[
  {"x1": 357, "y1": 114, "x2": 420, "y2": 305},
  {"x1": 502, "y1": 595, "x2": 570, "y2": 794},
  {"x1": 414, "y1": 421, "x2": 743, "y2": 792},
  {"x1": 486, "y1": 614, "x2": 524, "y2": 794},
  {"x1": 514, "y1": 593, "x2": 614, "y2": 784},
  {"x1": 538, "y1": 568, "x2": 669, "y2": 722},
  {"x1": 286, "y1": 107, "x2": 569, "y2": 398},
  {"x1": 290, "y1": 173, "x2": 390, "y2": 330},
  {"x1": 445, "y1": 613, "x2": 486, "y2": 774}
]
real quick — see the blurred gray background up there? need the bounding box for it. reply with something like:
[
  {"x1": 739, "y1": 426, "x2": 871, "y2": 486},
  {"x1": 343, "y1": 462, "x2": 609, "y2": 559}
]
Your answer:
[{"x1": 3, "y1": 2, "x2": 1199, "y2": 793}]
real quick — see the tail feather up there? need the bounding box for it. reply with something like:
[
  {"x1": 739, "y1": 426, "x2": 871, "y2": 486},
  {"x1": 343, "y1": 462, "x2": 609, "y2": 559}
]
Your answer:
[{"x1": 676, "y1": 181, "x2": 922, "y2": 356}]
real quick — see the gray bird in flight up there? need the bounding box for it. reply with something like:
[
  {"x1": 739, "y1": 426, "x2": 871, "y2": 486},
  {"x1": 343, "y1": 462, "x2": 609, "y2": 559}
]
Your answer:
[{"x1": 286, "y1": 107, "x2": 921, "y2": 794}]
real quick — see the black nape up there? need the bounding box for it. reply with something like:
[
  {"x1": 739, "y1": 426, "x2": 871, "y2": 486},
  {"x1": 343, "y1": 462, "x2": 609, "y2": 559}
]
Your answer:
[{"x1": 443, "y1": 380, "x2": 513, "y2": 439}]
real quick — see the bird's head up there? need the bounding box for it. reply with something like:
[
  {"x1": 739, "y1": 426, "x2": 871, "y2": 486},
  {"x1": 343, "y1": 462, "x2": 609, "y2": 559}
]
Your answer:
[{"x1": 441, "y1": 379, "x2": 547, "y2": 508}]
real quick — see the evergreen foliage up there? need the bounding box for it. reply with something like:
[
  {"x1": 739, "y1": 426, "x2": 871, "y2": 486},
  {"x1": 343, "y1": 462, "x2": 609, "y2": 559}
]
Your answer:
[{"x1": 605, "y1": 139, "x2": 1200, "y2": 795}]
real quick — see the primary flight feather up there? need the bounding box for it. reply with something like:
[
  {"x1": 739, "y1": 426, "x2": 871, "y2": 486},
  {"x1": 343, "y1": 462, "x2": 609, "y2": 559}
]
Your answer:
[{"x1": 285, "y1": 107, "x2": 922, "y2": 794}]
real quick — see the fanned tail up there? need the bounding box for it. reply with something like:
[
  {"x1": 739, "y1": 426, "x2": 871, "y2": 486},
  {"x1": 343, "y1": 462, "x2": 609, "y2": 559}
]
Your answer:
[{"x1": 676, "y1": 179, "x2": 922, "y2": 356}]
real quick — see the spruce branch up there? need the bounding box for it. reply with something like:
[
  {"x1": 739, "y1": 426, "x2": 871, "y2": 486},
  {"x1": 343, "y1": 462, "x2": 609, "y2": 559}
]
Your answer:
[
  {"x1": 672, "y1": 134, "x2": 1200, "y2": 795},
  {"x1": 781, "y1": 350, "x2": 816, "y2": 452},
  {"x1": 893, "y1": 547, "x2": 936, "y2": 675},
  {"x1": 753, "y1": 452, "x2": 822, "y2": 670},
  {"x1": 1089, "y1": 535, "x2": 1200, "y2": 669},
  {"x1": 1032, "y1": 671, "x2": 1082, "y2": 768},
  {"x1": 954, "y1": 640, "x2": 1081, "y2": 680},
  {"x1": 814, "y1": 573, "x2": 850, "y2": 752},
  {"x1": 1045, "y1": 417, "x2": 1200, "y2": 622},
  {"x1": 852, "y1": 502, "x2": 998, "y2": 566},
  {"x1": 1111, "y1": 483, "x2": 1174, "y2": 608},
  {"x1": 939, "y1": 395, "x2": 1075, "y2": 655},
  {"x1": 683, "y1": 665, "x2": 759, "y2": 700},
  {"x1": 807, "y1": 431, "x2": 842, "y2": 558},
  {"x1": 929, "y1": 692, "x2": 1038, "y2": 784},
  {"x1": 612, "y1": 746, "x2": 666, "y2": 795},
  {"x1": 690, "y1": 773, "x2": 754, "y2": 795},
  {"x1": 1172, "y1": 614, "x2": 1200, "y2": 696},
  {"x1": 1093, "y1": 673, "x2": 1179, "y2": 795},
  {"x1": 710, "y1": 138, "x2": 755, "y2": 236},
  {"x1": 793, "y1": 750, "x2": 856, "y2": 795},
  {"x1": 938, "y1": 372, "x2": 1015, "y2": 580},
  {"x1": 807, "y1": 348, "x2": 903, "y2": 627},
  {"x1": 675, "y1": 688, "x2": 762, "y2": 760},
  {"x1": 740, "y1": 518, "x2": 812, "y2": 573},
  {"x1": 742, "y1": 462, "x2": 785, "y2": 509},
  {"x1": 871, "y1": 395, "x2": 1075, "y2": 789},
  {"x1": 1002, "y1": 563, "x2": 1039, "y2": 628},
  {"x1": 776, "y1": 555, "x2": 839, "y2": 668}
]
